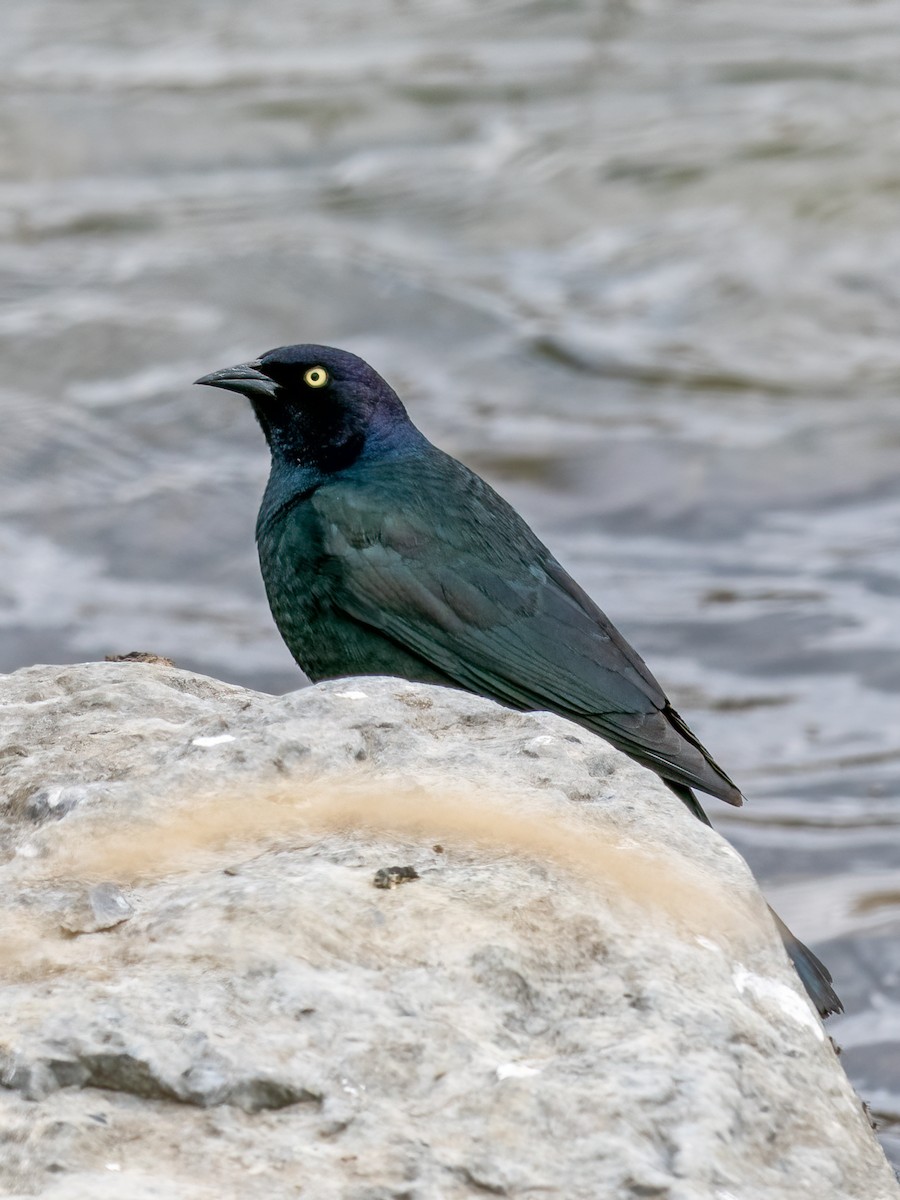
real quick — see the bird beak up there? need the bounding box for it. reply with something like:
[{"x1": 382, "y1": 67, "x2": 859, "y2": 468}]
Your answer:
[{"x1": 194, "y1": 360, "x2": 278, "y2": 401}]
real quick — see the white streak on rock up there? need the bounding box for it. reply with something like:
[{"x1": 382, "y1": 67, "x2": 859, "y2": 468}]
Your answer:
[
  {"x1": 496, "y1": 1062, "x2": 542, "y2": 1081},
  {"x1": 733, "y1": 965, "x2": 825, "y2": 1041},
  {"x1": 695, "y1": 935, "x2": 724, "y2": 955}
]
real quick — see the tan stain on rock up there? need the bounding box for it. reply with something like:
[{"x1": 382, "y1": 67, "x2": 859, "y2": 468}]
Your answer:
[{"x1": 10, "y1": 772, "x2": 761, "y2": 961}]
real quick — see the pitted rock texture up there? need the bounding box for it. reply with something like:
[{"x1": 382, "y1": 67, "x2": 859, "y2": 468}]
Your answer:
[{"x1": 0, "y1": 661, "x2": 895, "y2": 1200}]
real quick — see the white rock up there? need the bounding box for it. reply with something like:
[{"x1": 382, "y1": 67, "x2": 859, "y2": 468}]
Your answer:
[{"x1": 0, "y1": 661, "x2": 895, "y2": 1200}]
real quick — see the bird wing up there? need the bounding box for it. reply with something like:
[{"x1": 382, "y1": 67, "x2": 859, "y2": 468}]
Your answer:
[{"x1": 312, "y1": 453, "x2": 741, "y2": 804}]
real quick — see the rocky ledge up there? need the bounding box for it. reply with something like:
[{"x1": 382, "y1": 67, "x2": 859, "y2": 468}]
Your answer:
[{"x1": 0, "y1": 661, "x2": 895, "y2": 1200}]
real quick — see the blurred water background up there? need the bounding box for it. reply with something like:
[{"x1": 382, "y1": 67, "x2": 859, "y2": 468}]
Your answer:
[{"x1": 1, "y1": 0, "x2": 899, "y2": 1161}]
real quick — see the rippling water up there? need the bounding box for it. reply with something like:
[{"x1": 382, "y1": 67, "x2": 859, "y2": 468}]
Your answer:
[{"x1": 2, "y1": 0, "x2": 899, "y2": 1160}]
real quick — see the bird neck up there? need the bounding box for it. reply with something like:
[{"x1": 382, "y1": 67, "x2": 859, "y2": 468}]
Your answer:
[
  {"x1": 256, "y1": 460, "x2": 324, "y2": 538},
  {"x1": 255, "y1": 417, "x2": 428, "y2": 536}
]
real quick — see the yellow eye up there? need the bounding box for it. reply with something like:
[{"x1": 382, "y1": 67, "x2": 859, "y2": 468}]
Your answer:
[{"x1": 304, "y1": 366, "x2": 329, "y2": 388}]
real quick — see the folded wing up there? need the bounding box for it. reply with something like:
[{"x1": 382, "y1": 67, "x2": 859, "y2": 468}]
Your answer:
[{"x1": 314, "y1": 453, "x2": 742, "y2": 805}]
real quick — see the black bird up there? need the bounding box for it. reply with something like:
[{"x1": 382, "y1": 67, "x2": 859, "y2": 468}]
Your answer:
[{"x1": 196, "y1": 343, "x2": 841, "y2": 1017}]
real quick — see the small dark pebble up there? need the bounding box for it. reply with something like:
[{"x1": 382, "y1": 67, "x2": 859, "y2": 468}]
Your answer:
[
  {"x1": 105, "y1": 651, "x2": 175, "y2": 666},
  {"x1": 373, "y1": 866, "x2": 420, "y2": 890},
  {"x1": 432, "y1": 844, "x2": 444, "y2": 854}
]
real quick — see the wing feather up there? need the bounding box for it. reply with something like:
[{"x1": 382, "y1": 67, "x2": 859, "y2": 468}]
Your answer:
[{"x1": 312, "y1": 453, "x2": 742, "y2": 804}]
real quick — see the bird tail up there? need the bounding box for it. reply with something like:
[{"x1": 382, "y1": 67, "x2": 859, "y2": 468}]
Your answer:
[
  {"x1": 768, "y1": 907, "x2": 843, "y2": 1018},
  {"x1": 666, "y1": 780, "x2": 714, "y2": 827},
  {"x1": 665, "y1": 782, "x2": 842, "y2": 1018}
]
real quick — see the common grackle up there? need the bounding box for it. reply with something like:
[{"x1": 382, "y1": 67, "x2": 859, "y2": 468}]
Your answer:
[{"x1": 196, "y1": 343, "x2": 841, "y2": 1017}]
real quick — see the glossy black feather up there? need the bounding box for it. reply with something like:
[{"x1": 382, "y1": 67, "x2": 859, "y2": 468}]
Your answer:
[
  {"x1": 196, "y1": 342, "x2": 841, "y2": 1017},
  {"x1": 293, "y1": 449, "x2": 742, "y2": 802}
]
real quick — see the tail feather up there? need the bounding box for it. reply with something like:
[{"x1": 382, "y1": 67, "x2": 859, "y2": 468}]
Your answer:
[
  {"x1": 769, "y1": 908, "x2": 843, "y2": 1018},
  {"x1": 665, "y1": 782, "x2": 842, "y2": 1018},
  {"x1": 666, "y1": 780, "x2": 714, "y2": 828}
]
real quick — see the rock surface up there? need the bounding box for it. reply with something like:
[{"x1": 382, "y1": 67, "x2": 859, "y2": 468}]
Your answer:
[{"x1": 0, "y1": 661, "x2": 895, "y2": 1200}]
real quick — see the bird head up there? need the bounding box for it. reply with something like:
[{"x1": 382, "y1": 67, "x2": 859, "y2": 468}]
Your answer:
[{"x1": 195, "y1": 343, "x2": 413, "y2": 473}]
